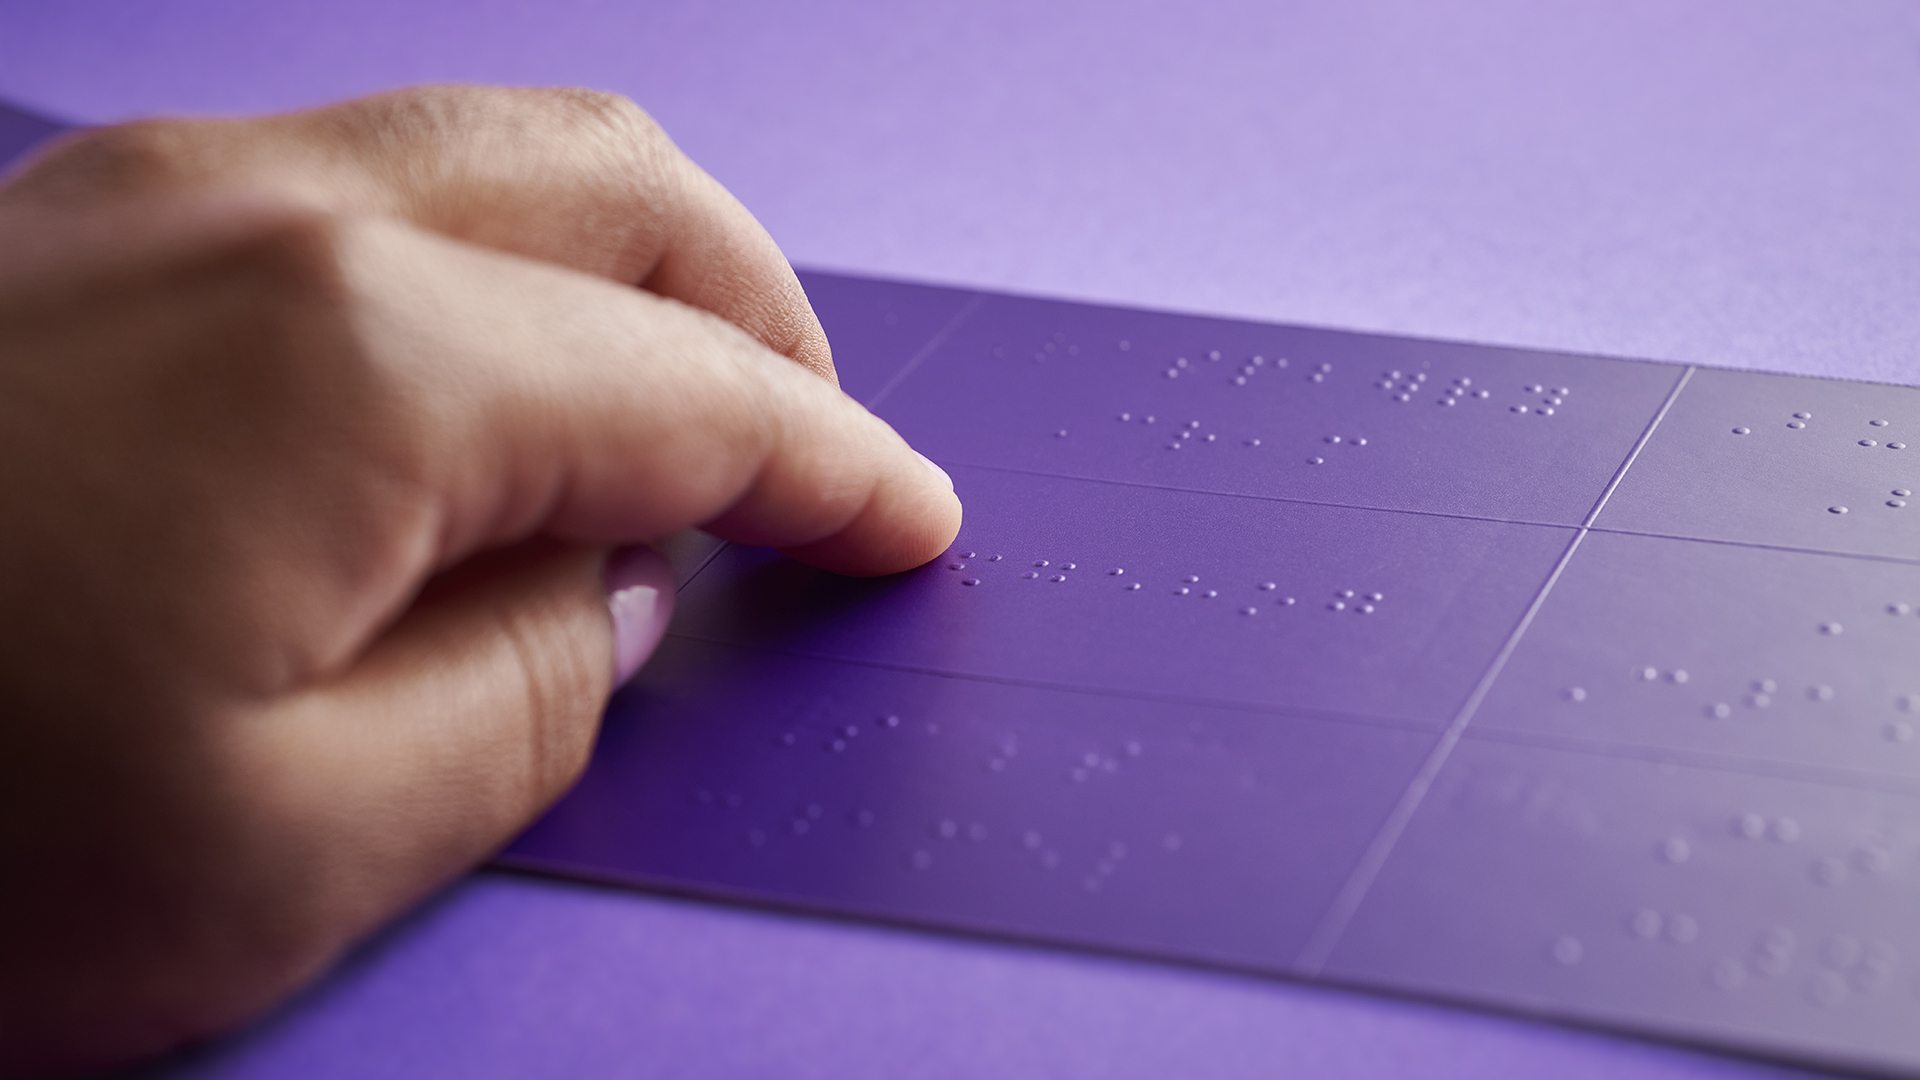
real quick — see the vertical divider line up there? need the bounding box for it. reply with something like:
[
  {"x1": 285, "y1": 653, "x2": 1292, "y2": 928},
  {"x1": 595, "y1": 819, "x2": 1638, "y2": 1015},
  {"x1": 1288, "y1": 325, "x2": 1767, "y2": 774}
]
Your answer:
[
  {"x1": 863, "y1": 294, "x2": 987, "y2": 410},
  {"x1": 676, "y1": 539, "x2": 731, "y2": 594},
  {"x1": 1292, "y1": 365, "x2": 1696, "y2": 976}
]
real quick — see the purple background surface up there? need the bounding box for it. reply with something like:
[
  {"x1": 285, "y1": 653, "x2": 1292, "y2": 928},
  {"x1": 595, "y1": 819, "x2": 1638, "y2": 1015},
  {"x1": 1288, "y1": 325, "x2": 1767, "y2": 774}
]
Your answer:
[{"x1": 4, "y1": 2, "x2": 1915, "y2": 1076}]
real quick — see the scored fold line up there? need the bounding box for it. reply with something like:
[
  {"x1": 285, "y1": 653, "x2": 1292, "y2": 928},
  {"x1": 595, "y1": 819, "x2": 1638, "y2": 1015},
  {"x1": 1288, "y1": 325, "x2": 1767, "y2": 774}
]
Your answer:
[
  {"x1": 864, "y1": 293, "x2": 988, "y2": 410},
  {"x1": 1291, "y1": 364, "x2": 1697, "y2": 976}
]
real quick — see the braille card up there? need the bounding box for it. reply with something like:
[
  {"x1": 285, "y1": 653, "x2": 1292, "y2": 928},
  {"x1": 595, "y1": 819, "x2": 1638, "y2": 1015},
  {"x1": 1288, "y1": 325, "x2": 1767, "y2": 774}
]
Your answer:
[{"x1": 504, "y1": 270, "x2": 1920, "y2": 1075}]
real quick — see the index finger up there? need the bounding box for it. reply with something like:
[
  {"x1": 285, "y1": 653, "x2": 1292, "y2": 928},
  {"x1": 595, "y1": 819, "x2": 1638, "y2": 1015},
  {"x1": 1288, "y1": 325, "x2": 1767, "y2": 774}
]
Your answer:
[{"x1": 9, "y1": 85, "x2": 839, "y2": 384}]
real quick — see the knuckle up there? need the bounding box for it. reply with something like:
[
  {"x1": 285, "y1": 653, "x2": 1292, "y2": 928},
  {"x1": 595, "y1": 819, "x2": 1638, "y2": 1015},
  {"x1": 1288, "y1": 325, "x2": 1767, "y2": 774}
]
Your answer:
[{"x1": 549, "y1": 87, "x2": 663, "y2": 142}]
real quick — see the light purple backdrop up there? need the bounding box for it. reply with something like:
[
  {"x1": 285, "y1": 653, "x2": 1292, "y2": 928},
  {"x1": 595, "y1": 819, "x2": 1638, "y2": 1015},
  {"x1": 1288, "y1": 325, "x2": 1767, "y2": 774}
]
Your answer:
[{"x1": 3, "y1": 2, "x2": 1911, "y2": 1076}]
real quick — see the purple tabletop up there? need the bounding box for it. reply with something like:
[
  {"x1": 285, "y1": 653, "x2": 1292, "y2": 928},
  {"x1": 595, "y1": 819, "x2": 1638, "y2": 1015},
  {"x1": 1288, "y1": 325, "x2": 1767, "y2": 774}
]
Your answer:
[{"x1": 3, "y1": 2, "x2": 1914, "y2": 1077}]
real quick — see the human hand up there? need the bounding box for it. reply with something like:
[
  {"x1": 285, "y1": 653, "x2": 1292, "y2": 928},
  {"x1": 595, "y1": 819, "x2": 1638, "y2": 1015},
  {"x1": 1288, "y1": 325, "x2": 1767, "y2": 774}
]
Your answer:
[{"x1": 0, "y1": 86, "x2": 960, "y2": 1076}]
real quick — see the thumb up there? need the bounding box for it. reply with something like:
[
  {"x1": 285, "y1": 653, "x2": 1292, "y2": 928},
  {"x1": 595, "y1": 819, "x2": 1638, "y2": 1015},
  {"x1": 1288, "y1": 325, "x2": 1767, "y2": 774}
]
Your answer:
[{"x1": 233, "y1": 541, "x2": 673, "y2": 955}]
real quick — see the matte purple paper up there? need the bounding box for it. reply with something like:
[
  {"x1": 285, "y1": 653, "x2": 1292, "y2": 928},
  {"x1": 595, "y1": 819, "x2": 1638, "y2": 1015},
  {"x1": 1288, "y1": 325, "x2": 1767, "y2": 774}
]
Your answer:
[{"x1": 506, "y1": 272, "x2": 1920, "y2": 1075}]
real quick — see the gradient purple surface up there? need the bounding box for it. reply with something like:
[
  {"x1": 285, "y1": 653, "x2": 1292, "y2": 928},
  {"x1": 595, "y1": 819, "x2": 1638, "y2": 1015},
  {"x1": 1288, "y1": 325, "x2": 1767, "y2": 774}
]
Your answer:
[{"x1": 4, "y1": 2, "x2": 1915, "y2": 1078}]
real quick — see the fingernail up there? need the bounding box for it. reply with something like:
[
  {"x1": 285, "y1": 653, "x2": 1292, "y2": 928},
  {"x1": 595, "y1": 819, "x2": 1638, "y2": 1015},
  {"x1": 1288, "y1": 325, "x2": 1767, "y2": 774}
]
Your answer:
[
  {"x1": 605, "y1": 544, "x2": 675, "y2": 688},
  {"x1": 916, "y1": 451, "x2": 953, "y2": 491}
]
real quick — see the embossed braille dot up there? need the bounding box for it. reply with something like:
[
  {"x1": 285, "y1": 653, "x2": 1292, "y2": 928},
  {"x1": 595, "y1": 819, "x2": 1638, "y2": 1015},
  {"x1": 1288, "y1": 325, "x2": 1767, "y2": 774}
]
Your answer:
[
  {"x1": 1871, "y1": 419, "x2": 1890, "y2": 426},
  {"x1": 1788, "y1": 421, "x2": 1806, "y2": 429},
  {"x1": 1829, "y1": 506, "x2": 1848, "y2": 514},
  {"x1": 1632, "y1": 909, "x2": 1663, "y2": 939},
  {"x1": 1891, "y1": 443, "x2": 1907, "y2": 450},
  {"x1": 1820, "y1": 622, "x2": 1844, "y2": 635},
  {"x1": 1732, "y1": 427, "x2": 1751, "y2": 435},
  {"x1": 1709, "y1": 702, "x2": 1732, "y2": 720},
  {"x1": 1309, "y1": 456, "x2": 1325, "y2": 464},
  {"x1": 1793, "y1": 412, "x2": 1813, "y2": 420},
  {"x1": 1897, "y1": 490, "x2": 1913, "y2": 497},
  {"x1": 962, "y1": 578, "x2": 980, "y2": 586},
  {"x1": 1861, "y1": 440, "x2": 1878, "y2": 447}
]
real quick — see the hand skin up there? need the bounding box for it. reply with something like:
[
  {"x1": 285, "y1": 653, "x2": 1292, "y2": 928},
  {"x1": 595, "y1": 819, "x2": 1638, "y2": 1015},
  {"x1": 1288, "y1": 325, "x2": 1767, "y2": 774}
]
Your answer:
[{"x1": 0, "y1": 86, "x2": 961, "y2": 1077}]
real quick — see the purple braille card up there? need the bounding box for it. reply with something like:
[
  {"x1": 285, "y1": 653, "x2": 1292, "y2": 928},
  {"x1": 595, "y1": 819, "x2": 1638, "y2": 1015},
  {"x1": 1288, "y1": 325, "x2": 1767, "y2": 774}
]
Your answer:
[{"x1": 494, "y1": 272, "x2": 1920, "y2": 1074}]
